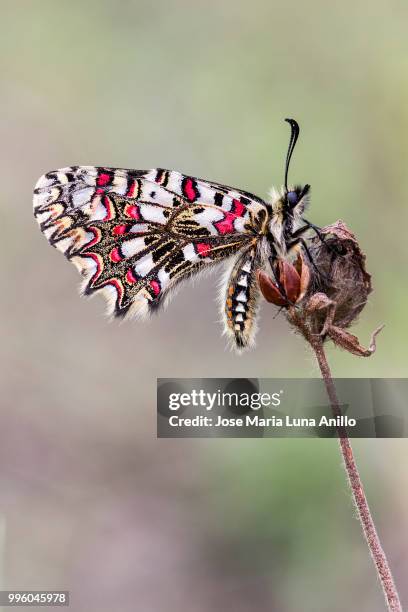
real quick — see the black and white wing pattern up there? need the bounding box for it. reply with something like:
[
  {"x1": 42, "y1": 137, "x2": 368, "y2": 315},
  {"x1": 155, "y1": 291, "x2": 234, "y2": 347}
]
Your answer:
[{"x1": 33, "y1": 166, "x2": 269, "y2": 349}]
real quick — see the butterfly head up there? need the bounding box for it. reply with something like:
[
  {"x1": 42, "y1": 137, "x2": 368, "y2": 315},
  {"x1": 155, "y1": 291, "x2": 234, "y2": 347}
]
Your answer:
[
  {"x1": 269, "y1": 183, "x2": 310, "y2": 232},
  {"x1": 284, "y1": 183, "x2": 310, "y2": 217}
]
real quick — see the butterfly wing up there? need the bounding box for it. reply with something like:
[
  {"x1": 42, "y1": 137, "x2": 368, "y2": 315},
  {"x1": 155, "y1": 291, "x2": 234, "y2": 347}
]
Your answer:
[{"x1": 33, "y1": 167, "x2": 268, "y2": 325}]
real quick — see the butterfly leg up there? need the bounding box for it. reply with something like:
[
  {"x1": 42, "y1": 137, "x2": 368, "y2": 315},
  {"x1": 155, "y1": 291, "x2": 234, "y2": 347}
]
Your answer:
[
  {"x1": 284, "y1": 225, "x2": 323, "y2": 276},
  {"x1": 287, "y1": 236, "x2": 330, "y2": 282},
  {"x1": 301, "y1": 219, "x2": 344, "y2": 256}
]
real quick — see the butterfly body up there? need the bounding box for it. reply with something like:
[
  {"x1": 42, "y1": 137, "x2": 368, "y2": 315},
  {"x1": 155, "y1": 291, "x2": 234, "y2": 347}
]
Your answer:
[{"x1": 33, "y1": 120, "x2": 316, "y2": 351}]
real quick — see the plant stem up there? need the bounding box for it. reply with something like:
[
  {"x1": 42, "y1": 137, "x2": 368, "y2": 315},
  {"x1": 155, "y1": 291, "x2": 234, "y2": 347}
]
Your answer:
[{"x1": 309, "y1": 334, "x2": 402, "y2": 612}]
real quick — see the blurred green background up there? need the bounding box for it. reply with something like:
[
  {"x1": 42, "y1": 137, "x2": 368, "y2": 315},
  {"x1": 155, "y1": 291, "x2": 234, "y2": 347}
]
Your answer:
[{"x1": 1, "y1": 1, "x2": 408, "y2": 611}]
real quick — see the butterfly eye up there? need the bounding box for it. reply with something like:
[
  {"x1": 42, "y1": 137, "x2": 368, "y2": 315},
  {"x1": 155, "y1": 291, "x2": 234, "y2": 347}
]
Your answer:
[{"x1": 286, "y1": 191, "x2": 299, "y2": 207}]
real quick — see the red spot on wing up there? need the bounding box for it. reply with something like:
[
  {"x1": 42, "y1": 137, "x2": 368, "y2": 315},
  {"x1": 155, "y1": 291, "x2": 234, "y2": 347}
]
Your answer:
[
  {"x1": 109, "y1": 247, "x2": 122, "y2": 263},
  {"x1": 183, "y1": 178, "x2": 198, "y2": 202},
  {"x1": 126, "y1": 269, "x2": 138, "y2": 284},
  {"x1": 126, "y1": 179, "x2": 137, "y2": 197},
  {"x1": 214, "y1": 212, "x2": 236, "y2": 235},
  {"x1": 125, "y1": 204, "x2": 140, "y2": 220},
  {"x1": 196, "y1": 242, "x2": 211, "y2": 257},
  {"x1": 112, "y1": 224, "x2": 128, "y2": 236},
  {"x1": 93, "y1": 172, "x2": 113, "y2": 205},
  {"x1": 232, "y1": 199, "x2": 245, "y2": 217},
  {"x1": 150, "y1": 279, "x2": 161, "y2": 296},
  {"x1": 96, "y1": 172, "x2": 111, "y2": 187},
  {"x1": 213, "y1": 199, "x2": 246, "y2": 235}
]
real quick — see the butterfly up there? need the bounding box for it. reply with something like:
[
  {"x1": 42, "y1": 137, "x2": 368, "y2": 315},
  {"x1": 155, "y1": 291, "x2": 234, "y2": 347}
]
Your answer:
[{"x1": 33, "y1": 119, "x2": 321, "y2": 351}]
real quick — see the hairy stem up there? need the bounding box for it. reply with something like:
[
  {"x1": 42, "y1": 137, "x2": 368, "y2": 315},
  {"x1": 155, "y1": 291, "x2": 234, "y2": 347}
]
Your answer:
[{"x1": 309, "y1": 334, "x2": 402, "y2": 612}]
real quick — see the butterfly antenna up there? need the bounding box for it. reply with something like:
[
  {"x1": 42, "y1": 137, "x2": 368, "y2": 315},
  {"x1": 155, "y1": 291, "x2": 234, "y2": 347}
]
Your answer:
[{"x1": 284, "y1": 118, "x2": 300, "y2": 192}]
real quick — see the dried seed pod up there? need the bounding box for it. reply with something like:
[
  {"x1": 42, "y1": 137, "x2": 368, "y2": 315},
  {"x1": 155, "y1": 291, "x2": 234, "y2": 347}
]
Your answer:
[
  {"x1": 258, "y1": 220, "x2": 383, "y2": 357},
  {"x1": 291, "y1": 220, "x2": 382, "y2": 355},
  {"x1": 306, "y1": 220, "x2": 372, "y2": 330}
]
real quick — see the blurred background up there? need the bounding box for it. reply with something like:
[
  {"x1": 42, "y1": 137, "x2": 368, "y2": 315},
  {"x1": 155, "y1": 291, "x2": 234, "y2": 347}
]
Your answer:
[{"x1": 1, "y1": 1, "x2": 408, "y2": 610}]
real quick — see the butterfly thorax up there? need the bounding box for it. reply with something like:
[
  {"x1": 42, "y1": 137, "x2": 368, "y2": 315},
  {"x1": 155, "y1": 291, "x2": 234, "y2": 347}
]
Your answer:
[{"x1": 266, "y1": 185, "x2": 309, "y2": 257}]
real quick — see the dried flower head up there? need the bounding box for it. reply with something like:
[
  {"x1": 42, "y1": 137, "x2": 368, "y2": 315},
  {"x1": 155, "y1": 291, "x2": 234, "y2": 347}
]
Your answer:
[
  {"x1": 257, "y1": 254, "x2": 310, "y2": 306},
  {"x1": 305, "y1": 220, "x2": 372, "y2": 329},
  {"x1": 258, "y1": 220, "x2": 383, "y2": 356}
]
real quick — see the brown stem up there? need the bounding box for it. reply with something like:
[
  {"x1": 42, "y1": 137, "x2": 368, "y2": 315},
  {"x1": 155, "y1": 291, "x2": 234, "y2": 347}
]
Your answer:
[{"x1": 309, "y1": 334, "x2": 402, "y2": 612}]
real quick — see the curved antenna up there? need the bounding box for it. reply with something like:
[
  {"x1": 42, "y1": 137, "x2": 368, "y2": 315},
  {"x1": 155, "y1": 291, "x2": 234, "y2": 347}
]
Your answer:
[{"x1": 284, "y1": 118, "x2": 300, "y2": 192}]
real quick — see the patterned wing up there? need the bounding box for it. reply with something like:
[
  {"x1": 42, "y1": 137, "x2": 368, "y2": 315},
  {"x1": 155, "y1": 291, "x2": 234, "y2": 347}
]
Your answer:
[{"x1": 33, "y1": 167, "x2": 268, "y2": 329}]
